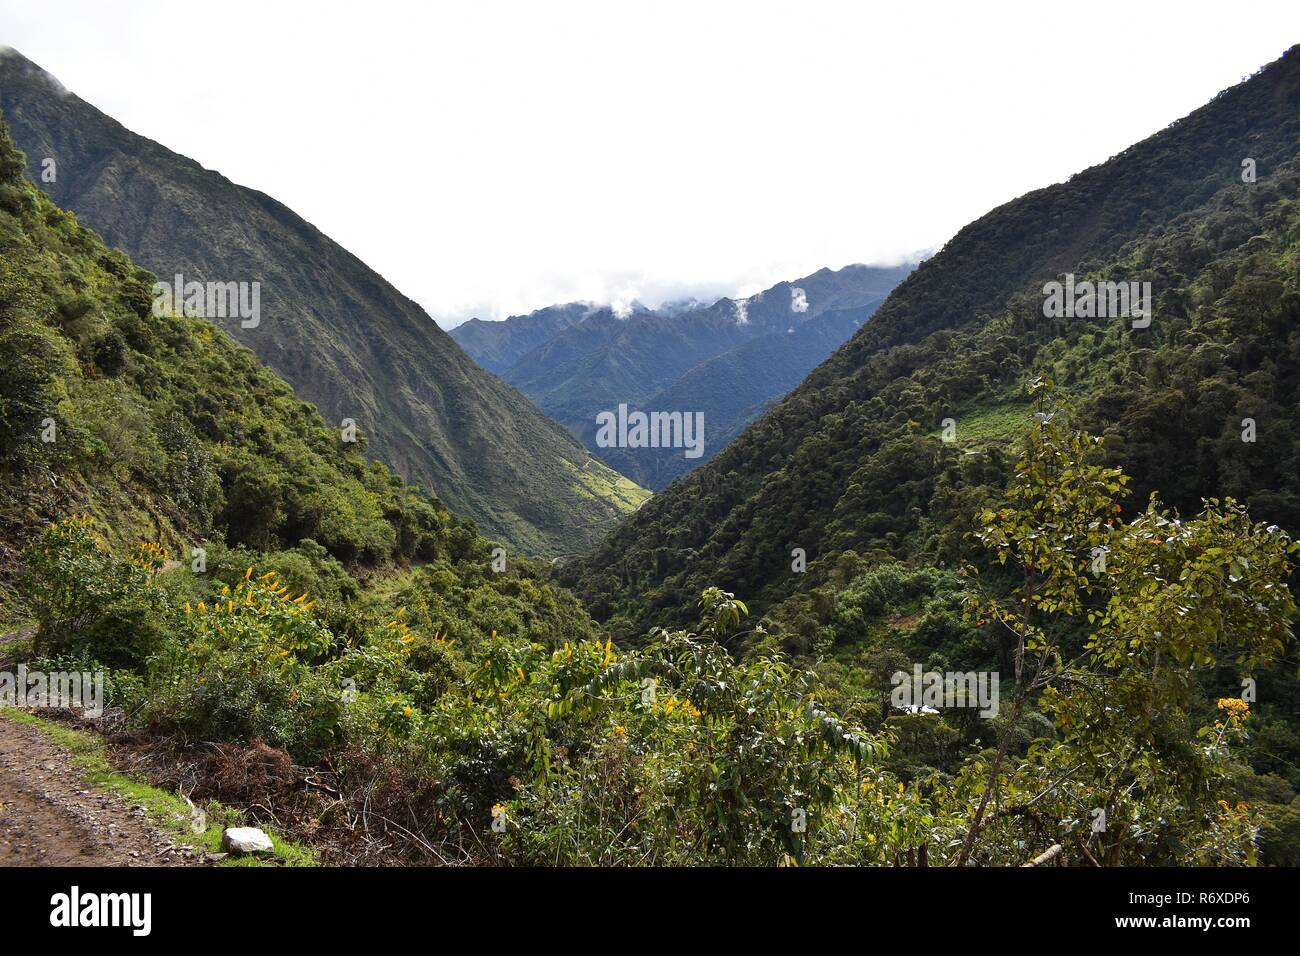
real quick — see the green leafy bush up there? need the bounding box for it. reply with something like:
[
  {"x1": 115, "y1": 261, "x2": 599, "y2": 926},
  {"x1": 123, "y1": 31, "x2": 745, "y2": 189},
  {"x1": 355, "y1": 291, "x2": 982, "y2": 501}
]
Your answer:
[{"x1": 21, "y1": 516, "x2": 175, "y2": 668}]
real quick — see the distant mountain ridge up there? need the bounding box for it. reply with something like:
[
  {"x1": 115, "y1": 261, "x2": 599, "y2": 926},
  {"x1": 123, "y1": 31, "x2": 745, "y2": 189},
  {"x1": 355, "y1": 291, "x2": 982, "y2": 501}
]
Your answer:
[
  {"x1": 0, "y1": 48, "x2": 648, "y2": 556},
  {"x1": 451, "y1": 263, "x2": 914, "y2": 488},
  {"x1": 449, "y1": 303, "x2": 591, "y2": 375}
]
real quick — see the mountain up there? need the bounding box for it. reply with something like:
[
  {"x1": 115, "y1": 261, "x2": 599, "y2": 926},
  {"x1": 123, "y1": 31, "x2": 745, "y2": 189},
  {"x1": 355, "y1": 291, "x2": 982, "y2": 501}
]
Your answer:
[
  {"x1": 450, "y1": 263, "x2": 913, "y2": 488},
  {"x1": 0, "y1": 48, "x2": 648, "y2": 557},
  {"x1": 0, "y1": 110, "x2": 477, "y2": 576},
  {"x1": 5, "y1": 42, "x2": 1299, "y2": 870},
  {"x1": 563, "y1": 44, "x2": 1300, "y2": 638},
  {"x1": 447, "y1": 303, "x2": 590, "y2": 375}
]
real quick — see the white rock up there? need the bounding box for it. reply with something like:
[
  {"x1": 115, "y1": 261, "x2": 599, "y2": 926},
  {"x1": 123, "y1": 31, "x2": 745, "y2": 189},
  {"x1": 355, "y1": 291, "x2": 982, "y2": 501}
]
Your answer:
[{"x1": 222, "y1": 827, "x2": 274, "y2": 854}]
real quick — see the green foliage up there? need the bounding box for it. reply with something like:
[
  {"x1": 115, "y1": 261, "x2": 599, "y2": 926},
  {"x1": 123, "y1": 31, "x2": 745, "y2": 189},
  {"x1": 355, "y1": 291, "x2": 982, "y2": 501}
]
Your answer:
[
  {"x1": 952, "y1": 386, "x2": 1298, "y2": 865},
  {"x1": 23, "y1": 383, "x2": 1300, "y2": 866},
  {"x1": 0, "y1": 318, "x2": 72, "y2": 471},
  {"x1": 21, "y1": 515, "x2": 900, "y2": 865},
  {"x1": 557, "y1": 60, "x2": 1300, "y2": 862},
  {"x1": 21, "y1": 515, "x2": 173, "y2": 668}
]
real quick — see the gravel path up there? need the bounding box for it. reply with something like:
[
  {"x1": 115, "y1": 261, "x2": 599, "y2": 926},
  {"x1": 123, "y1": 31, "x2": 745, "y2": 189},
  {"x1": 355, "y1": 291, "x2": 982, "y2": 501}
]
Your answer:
[{"x1": 0, "y1": 711, "x2": 200, "y2": 866}]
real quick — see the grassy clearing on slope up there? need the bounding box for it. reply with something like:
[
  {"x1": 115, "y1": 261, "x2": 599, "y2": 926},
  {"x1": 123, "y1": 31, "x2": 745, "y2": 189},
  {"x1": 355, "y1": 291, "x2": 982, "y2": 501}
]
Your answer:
[
  {"x1": 4, "y1": 710, "x2": 316, "y2": 867},
  {"x1": 934, "y1": 398, "x2": 1031, "y2": 447},
  {"x1": 568, "y1": 457, "x2": 653, "y2": 511}
]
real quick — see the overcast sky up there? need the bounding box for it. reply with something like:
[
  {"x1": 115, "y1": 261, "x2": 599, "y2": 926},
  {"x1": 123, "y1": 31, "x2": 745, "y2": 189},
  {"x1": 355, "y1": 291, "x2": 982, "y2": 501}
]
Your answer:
[{"x1": 2, "y1": 1, "x2": 1297, "y2": 327}]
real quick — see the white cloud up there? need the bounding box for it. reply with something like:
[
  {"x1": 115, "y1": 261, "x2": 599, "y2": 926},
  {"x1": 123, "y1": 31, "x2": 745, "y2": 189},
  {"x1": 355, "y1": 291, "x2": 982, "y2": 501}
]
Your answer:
[
  {"x1": 2, "y1": 1, "x2": 1296, "y2": 326},
  {"x1": 790, "y1": 288, "x2": 809, "y2": 314}
]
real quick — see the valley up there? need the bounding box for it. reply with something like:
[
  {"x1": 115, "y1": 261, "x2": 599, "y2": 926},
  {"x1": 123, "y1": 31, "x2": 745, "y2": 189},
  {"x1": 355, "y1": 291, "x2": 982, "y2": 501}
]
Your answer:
[
  {"x1": 0, "y1": 26, "x2": 1298, "y2": 879},
  {"x1": 450, "y1": 262, "x2": 915, "y2": 489}
]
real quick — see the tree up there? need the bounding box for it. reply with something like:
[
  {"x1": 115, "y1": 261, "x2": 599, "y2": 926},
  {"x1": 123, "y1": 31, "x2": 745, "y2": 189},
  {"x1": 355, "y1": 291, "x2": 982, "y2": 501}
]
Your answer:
[{"x1": 955, "y1": 380, "x2": 1296, "y2": 865}]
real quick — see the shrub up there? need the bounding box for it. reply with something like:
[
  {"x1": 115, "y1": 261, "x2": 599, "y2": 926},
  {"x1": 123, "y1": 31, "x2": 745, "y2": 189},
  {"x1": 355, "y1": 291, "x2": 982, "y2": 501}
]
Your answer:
[{"x1": 21, "y1": 516, "x2": 174, "y2": 668}]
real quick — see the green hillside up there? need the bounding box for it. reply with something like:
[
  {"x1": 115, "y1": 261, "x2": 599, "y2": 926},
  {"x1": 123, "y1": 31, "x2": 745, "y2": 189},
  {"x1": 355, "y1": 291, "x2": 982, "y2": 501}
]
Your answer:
[
  {"x1": 566, "y1": 45, "x2": 1300, "y2": 635},
  {"x1": 0, "y1": 49, "x2": 648, "y2": 557},
  {"x1": 0, "y1": 112, "x2": 602, "y2": 646},
  {"x1": 550, "y1": 46, "x2": 1300, "y2": 864}
]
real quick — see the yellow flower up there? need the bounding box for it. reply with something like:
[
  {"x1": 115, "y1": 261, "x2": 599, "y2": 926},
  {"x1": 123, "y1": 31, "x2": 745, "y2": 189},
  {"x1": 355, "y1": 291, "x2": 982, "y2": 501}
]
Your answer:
[
  {"x1": 403, "y1": 705, "x2": 413, "y2": 717},
  {"x1": 1217, "y1": 697, "x2": 1250, "y2": 727}
]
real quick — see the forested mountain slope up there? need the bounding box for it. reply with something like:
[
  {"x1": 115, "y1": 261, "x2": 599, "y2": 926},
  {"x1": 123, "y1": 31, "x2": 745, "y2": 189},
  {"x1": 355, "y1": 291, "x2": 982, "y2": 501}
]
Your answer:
[
  {"x1": 596, "y1": 298, "x2": 900, "y2": 488},
  {"x1": 565, "y1": 44, "x2": 1300, "y2": 636},
  {"x1": 0, "y1": 114, "x2": 466, "y2": 576},
  {"x1": 0, "y1": 106, "x2": 605, "y2": 662},
  {"x1": 0, "y1": 48, "x2": 647, "y2": 556}
]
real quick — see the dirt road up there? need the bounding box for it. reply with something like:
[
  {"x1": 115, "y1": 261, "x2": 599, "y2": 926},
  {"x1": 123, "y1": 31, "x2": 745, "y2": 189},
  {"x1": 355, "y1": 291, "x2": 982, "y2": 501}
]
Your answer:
[{"x1": 0, "y1": 712, "x2": 195, "y2": 866}]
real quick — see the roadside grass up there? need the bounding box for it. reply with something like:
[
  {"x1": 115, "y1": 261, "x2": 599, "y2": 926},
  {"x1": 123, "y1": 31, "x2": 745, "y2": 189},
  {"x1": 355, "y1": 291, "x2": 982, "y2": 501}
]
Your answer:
[{"x1": 2, "y1": 710, "x2": 316, "y2": 867}]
